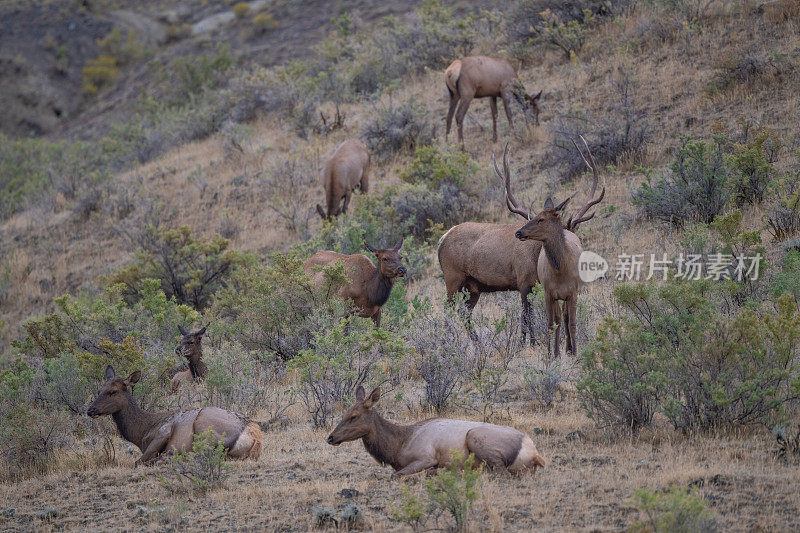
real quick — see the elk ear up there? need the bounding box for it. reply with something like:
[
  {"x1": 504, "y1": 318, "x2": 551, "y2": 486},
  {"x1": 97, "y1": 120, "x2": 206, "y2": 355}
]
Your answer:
[
  {"x1": 355, "y1": 385, "x2": 366, "y2": 402},
  {"x1": 394, "y1": 239, "x2": 403, "y2": 251},
  {"x1": 197, "y1": 325, "x2": 207, "y2": 336},
  {"x1": 178, "y1": 325, "x2": 187, "y2": 336},
  {"x1": 363, "y1": 387, "x2": 381, "y2": 409},
  {"x1": 125, "y1": 370, "x2": 141, "y2": 386},
  {"x1": 104, "y1": 365, "x2": 116, "y2": 380},
  {"x1": 364, "y1": 242, "x2": 377, "y2": 254},
  {"x1": 555, "y1": 196, "x2": 571, "y2": 212},
  {"x1": 544, "y1": 198, "x2": 554, "y2": 210},
  {"x1": 533, "y1": 90, "x2": 542, "y2": 102}
]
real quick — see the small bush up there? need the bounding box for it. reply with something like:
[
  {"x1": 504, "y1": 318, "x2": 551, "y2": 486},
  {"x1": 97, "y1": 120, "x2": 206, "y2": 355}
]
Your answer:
[
  {"x1": 632, "y1": 136, "x2": 730, "y2": 227},
  {"x1": 767, "y1": 173, "x2": 800, "y2": 241},
  {"x1": 631, "y1": 486, "x2": 717, "y2": 533},
  {"x1": 400, "y1": 144, "x2": 477, "y2": 189},
  {"x1": 728, "y1": 129, "x2": 777, "y2": 206},
  {"x1": 361, "y1": 97, "x2": 433, "y2": 159},
  {"x1": 82, "y1": 55, "x2": 118, "y2": 95},
  {"x1": 288, "y1": 316, "x2": 407, "y2": 427},
  {"x1": 426, "y1": 450, "x2": 481, "y2": 533},
  {"x1": 706, "y1": 51, "x2": 794, "y2": 95},
  {"x1": 771, "y1": 249, "x2": 800, "y2": 304},
  {"x1": 166, "y1": 429, "x2": 231, "y2": 494},
  {"x1": 96, "y1": 27, "x2": 143, "y2": 66},
  {"x1": 538, "y1": 8, "x2": 595, "y2": 59},
  {"x1": 109, "y1": 225, "x2": 255, "y2": 311},
  {"x1": 232, "y1": 2, "x2": 251, "y2": 19},
  {"x1": 524, "y1": 360, "x2": 567, "y2": 408},
  {"x1": 252, "y1": 13, "x2": 278, "y2": 31}
]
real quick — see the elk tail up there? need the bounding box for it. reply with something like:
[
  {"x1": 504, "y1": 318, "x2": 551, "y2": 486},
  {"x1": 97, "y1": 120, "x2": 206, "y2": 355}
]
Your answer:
[{"x1": 445, "y1": 59, "x2": 462, "y2": 97}]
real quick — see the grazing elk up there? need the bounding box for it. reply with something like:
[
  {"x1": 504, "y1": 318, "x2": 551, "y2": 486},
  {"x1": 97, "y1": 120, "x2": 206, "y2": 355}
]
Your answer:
[
  {"x1": 170, "y1": 325, "x2": 208, "y2": 393},
  {"x1": 303, "y1": 242, "x2": 406, "y2": 328},
  {"x1": 327, "y1": 386, "x2": 546, "y2": 478},
  {"x1": 87, "y1": 365, "x2": 262, "y2": 465},
  {"x1": 445, "y1": 56, "x2": 541, "y2": 149},
  {"x1": 497, "y1": 138, "x2": 604, "y2": 355},
  {"x1": 316, "y1": 139, "x2": 370, "y2": 219},
  {"x1": 437, "y1": 139, "x2": 603, "y2": 352}
]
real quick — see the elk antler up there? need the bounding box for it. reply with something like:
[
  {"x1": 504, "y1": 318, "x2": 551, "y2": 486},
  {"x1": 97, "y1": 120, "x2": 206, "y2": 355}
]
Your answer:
[
  {"x1": 565, "y1": 135, "x2": 606, "y2": 231},
  {"x1": 493, "y1": 143, "x2": 531, "y2": 220}
]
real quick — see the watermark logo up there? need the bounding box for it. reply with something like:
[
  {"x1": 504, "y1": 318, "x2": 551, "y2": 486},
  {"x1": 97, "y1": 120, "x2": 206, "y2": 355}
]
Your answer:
[{"x1": 579, "y1": 251, "x2": 609, "y2": 283}]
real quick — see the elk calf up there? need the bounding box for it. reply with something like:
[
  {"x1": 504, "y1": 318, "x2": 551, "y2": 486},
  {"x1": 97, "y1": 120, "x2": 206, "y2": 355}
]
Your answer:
[
  {"x1": 87, "y1": 365, "x2": 262, "y2": 465},
  {"x1": 316, "y1": 139, "x2": 370, "y2": 219},
  {"x1": 445, "y1": 56, "x2": 541, "y2": 149},
  {"x1": 303, "y1": 242, "x2": 406, "y2": 328},
  {"x1": 170, "y1": 325, "x2": 208, "y2": 393},
  {"x1": 327, "y1": 386, "x2": 546, "y2": 478}
]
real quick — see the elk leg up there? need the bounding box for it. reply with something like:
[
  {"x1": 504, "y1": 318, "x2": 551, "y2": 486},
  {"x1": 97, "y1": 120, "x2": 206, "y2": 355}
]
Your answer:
[
  {"x1": 552, "y1": 299, "x2": 563, "y2": 357},
  {"x1": 341, "y1": 192, "x2": 351, "y2": 214},
  {"x1": 501, "y1": 91, "x2": 514, "y2": 131},
  {"x1": 391, "y1": 458, "x2": 439, "y2": 479},
  {"x1": 359, "y1": 168, "x2": 369, "y2": 194},
  {"x1": 565, "y1": 296, "x2": 577, "y2": 355},
  {"x1": 455, "y1": 93, "x2": 474, "y2": 150},
  {"x1": 520, "y1": 287, "x2": 535, "y2": 346},
  {"x1": 544, "y1": 296, "x2": 554, "y2": 358},
  {"x1": 446, "y1": 94, "x2": 460, "y2": 139},
  {"x1": 136, "y1": 431, "x2": 171, "y2": 467},
  {"x1": 372, "y1": 308, "x2": 381, "y2": 329},
  {"x1": 490, "y1": 97, "x2": 498, "y2": 142}
]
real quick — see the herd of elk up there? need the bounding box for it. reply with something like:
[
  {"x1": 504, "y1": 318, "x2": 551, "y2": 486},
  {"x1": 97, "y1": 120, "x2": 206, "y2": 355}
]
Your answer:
[
  {"x1": 87, "y1": 365, "x2": 262, "y2": 465},
  {"x1": 327, "y1": 386, "x2": 546, "y2": 477},
  {"x1": 445, "y1": 56, "x2": 541, "y2": 149},
  {"x1": 170, "y1": 325, "x2": 209, "y2": 393},
  {"x1": 316, "y1": 139, "x2": 370, "y2": 220},
  {"x1": 438, "y1": 139, "x2": 603, "y2": 355},
  {"x1": 303, "y1": 242, "x2": 406, "y2": 328}
]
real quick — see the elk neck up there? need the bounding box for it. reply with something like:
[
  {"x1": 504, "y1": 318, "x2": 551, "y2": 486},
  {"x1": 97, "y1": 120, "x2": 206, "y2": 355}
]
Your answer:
[
  {"x1": 185, "y1": 343, "x2": 208, "y2": 380},
  {"x1": 541, "y1": 227, "x2": 568, "y2": 273},
  {"x1": 366, "y1": 266, "x2": 394, "y2": 308},
  {"x1": 361, "y1": 410, "x2": 414, "y2": 470},
  {"x1": 111, "y1": 393, "x2": 169, "y2": 451}
]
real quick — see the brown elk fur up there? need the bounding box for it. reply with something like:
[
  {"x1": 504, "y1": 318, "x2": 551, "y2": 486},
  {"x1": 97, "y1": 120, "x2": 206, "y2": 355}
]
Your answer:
[
  {"x1": 327, "y1": 386, "x2": 546, "y2": 478},
  {"x1": 303, "y1": 243, "x2": 406, "y2": 327},
  {"x1": 445, "y1": 56, "x2": 541, "y2": 149},
  {"x1": 316, "y1": 139, "x2": 370, "y2": 219},
  {"x1": 170, "y1": 325, "x2": 208, "y2": 393},
  {"x1": 87, "y1": 365, "x2": 262, "y2": 465}
]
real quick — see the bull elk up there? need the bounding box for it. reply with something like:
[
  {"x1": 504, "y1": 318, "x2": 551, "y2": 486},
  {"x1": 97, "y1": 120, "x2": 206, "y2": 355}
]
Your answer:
[
  {"x1": 87, "y1": 365, "x2": 262, "y2": 465},
  {"x1": 303, "y1": 242, "x2": 406, "y2": 328},
  {"x1": 437, "y1": 138, "x2": 603, "y2": 353},
  {"x1": 498, "y1": 138, "x2": 604, "y2": 355},
  {"x1": 316, "y1": 139, "x2": 370, "y2": 219},
  {"x1": 445, "y1": 56, "x2": 541, "y2": 149},
  {"x1": 170, "y1": 325, "x2": 208, "y2": 393},
  {"x1": 327, "y1": 386, "x2": 546, "y2": 478}
]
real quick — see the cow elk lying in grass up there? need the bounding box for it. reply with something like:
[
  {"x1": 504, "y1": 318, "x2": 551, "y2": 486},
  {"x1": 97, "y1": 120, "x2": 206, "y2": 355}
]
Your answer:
[
  {"x1": 445, "y1": 56, "x2": 541, "y2": 149},
  {"x1": 498, "y1": 138, "x2": 605, "y2": 356},
  {"x1": 304, "y1": 242, "x2": 406, "y2": 328},
  {"x1": 327, "y1": 386, "x2": 546, "y2": 478},
  {"x1": 316, "y1": 139, "x2": 370, "y2": 219},
  {"x1": 170, "y1": 325, "x2": 209, "y2": 393},
  {"x1": 87, "y1": 365, "x2": 263, "y2": 466}
]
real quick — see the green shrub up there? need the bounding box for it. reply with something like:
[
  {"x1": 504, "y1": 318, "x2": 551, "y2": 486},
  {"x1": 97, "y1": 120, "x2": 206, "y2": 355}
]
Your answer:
[
  {"x1": 538, "y1": 8, "x2": 595, "y2": 59},
  {"x1": 166, "y1": 429, "x2": 231, "y2": 494},
  {"x1": 232, "y1": 2, "x2": 251, "y2": 19},
  {"x1": 108, "y1": 225, "x2": 255, "y2": 310},
  {"x1": 96, "y1": 27, "x2": 143, "y2": 66},
  {"x1": 579, "y1": 280, "x2": 800, "y2": 432},
  {"x1": 632, "y1": 136, "x2": 730, "y2": 227},
  {"x1": 772, "y1": 249, "x2": 800, "y2": 303},
  {"x1": 728, "y1": 129, "x2": 777, "y2": 206},
  {"x1": 82, "y1": 54, "x2": 118, "y2": 95},
  {"x1": 401, "y1": 144, "x2": 477, "y2": 189},
  {"x1": 767, "y1": 171, "x2": 800, "y2": 242},
  {"x1": 252, "y1": 13, "x2": 278, "y2": 30},
  {"x1": 631, "y1": 486, "x2": 717, "y2": 533},
  {"x1": 288, "y1": 316, "x2": 408, "y2": 427},
  {"x1": 426, "y1": 450, "x2": 481, "y2": 532}
]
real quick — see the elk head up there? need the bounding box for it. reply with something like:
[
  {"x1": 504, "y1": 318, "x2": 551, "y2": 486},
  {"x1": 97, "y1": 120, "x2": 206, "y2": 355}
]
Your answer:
[
  {"x1": 86, "y1": 365, "x2": 140, "y2": 417},
  {"x1": 327, "y1": 386, "x2": 381, "y2": 445},
  {"x1": 175, "y1": 324, "x2": 207, "y2": 357},
  {"x1": 524, "y1": 90, "x2": 542, "y2": 126},
  {"x1": 365, "y1": 242, "x2": 406, "y2": 279},
  {"x1": 493, "y1": 136, "x2": 605, "y2": 237}
]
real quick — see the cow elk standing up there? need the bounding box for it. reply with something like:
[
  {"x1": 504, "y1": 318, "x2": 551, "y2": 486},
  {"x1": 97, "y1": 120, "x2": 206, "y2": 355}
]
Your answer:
[
  {"x1": 304, "y1": 242, "x2": 406, "y2": 328},
  {"x1": 170, "y1": 325, "x2": 209, "y2": 393},
  {"x1": 316, "y1": 139, "x2": 370, "y2": 219},
  {"x1": 87, "y1": 365, "x2": 262, "y2": 465},
  {"x1": 497, "y1": 138, "x2": 604, "y2": 356},
  {"x1": 445, "y1": 56, "x2": 541, "y2": 149},
  {"x1": 327, "y1": 386, "x2": 546, "y2": 478}
]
